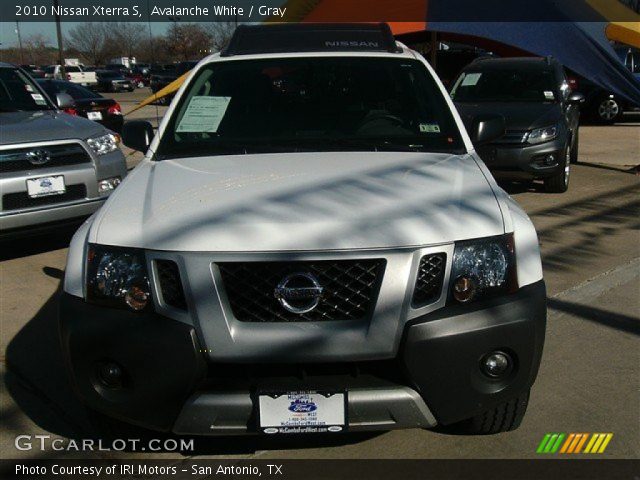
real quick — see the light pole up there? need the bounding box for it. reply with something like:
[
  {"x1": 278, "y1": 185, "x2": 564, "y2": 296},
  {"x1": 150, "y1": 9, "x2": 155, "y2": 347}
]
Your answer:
[
  {"x1": 53, "y1": 0, "x2": 66, "y2": 77},
  {"x1": 15, "y1": 21, "x2": 25, "y2": 64}
]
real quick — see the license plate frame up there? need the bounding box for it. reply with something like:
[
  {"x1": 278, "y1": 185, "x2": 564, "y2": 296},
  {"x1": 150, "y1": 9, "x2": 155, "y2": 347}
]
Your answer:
[
  {"x1": 257, "y1": 390, "x2": 347, "y2": 434},
  {"x1": 26, "y1": 175, "x2": 66, "y2": 198}
]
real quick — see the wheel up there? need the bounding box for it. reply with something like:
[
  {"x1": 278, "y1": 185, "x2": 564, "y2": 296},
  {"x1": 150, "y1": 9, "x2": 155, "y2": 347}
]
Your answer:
[
  {"x1": 544, "y1": 142, "x2": 571, "y2": 193},
  {"x1": 570, "y1": 129, "x2": 579, "y2": 164},
  {"x1": 593, "y1": 96, "x2": 622, "y2": 124},
  {"x1": 443, "y1": 389, "x2": 530, "y2": 435}
]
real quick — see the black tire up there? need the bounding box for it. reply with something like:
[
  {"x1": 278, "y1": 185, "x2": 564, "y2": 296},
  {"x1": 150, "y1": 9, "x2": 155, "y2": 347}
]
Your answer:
[
  {"x1": 592, "y1": 95, "x2": 622, "y2": 124},
  {"x1": 447, "y1": 389, "x2": 530, "y2": 435},
  {"x1": 570, "y1": 129, "x2": 579, "y2": 164},
  {"x1": 544, "y1": 142, "x2": 571, "y2": 193}
]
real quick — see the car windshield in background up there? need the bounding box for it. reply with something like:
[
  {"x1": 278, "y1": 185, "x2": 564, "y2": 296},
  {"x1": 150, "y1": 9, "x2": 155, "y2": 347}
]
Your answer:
[
  {"x1": 38, "y1": 81, "x2": 100, "y2": 100},
  {"x1": 157, "y1": 57, "x2": 464, "y2": 159},
  {"x1": 0, "y1": 68, "x2": 53, "y2": 112},
  {"x1": 451, "y1": 68, "x2": 558, "y2": 102}
]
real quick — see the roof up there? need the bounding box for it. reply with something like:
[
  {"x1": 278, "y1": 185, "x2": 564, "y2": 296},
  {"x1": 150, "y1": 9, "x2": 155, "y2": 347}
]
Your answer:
[
  {"x1": 222, "y1": 23, "x2": 401, "y2": 57},
  {"x1": 467, "y1": 56, "x2": 559, "y2": 70}
]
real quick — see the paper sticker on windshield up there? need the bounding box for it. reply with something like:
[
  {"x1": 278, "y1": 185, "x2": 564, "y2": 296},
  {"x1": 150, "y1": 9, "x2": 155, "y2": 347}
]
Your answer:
[
  {"x1": 461, "y1": 73, "x2": 482, "y2": 86},
  {"x1": 544, "y1": 91, "x2": 555, "y2": 100},
  {"x1": 31, "y1": 93, "x2": 46, "y2": 105},
  {"x1": 176, "y1": 96, "x2": 231, "y2": 133},
  {"x1": 419, "y1": 123, "x2": 441, "y2": 133},
  {"x1": 25, "y1": 84, "x2": 34, "y2": 92}
]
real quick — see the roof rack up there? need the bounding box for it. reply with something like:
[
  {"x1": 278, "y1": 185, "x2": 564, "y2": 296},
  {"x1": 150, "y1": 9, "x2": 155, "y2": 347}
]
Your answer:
[{"x1": 221, "y1": 23, "x2": 401, "y2": 57}]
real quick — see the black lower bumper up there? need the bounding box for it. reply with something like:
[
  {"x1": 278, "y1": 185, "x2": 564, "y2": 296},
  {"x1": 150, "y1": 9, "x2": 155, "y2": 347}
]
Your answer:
[
  {"x1": 478, "y1": 138, "x2": 566, "y2": 180},
  {"x1": 59, "y1": 280, "x2": 546, "y2": 433}
]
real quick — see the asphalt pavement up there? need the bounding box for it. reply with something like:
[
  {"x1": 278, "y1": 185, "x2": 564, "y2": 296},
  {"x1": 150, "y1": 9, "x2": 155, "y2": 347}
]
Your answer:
[{"x1": 0, "y1": 93, "x2": 638, "y2": 461}]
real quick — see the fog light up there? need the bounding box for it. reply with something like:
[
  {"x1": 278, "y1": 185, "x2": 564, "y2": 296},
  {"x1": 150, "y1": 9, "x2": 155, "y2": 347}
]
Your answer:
[
  {"x1": 98, "y1": 362, "x2": 123, "y2": 388},
  {"x1": 544, "y1": 154, "x2": 556, "y2": 166},
  {"x1": 481, "y1": 351, "x2": 512, "y2": 378},
  {"x1": 98, "y1": 176, "x2": 122, "y2": 194},
  {"x1": 453, "y1": 276, "x2": 477, "y2": 303}
]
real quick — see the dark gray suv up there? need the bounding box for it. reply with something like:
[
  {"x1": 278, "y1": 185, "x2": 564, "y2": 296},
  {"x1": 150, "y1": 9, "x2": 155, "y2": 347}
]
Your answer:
[{"x1": 452, "y1": 57, "x2": 584, "y2": 193}]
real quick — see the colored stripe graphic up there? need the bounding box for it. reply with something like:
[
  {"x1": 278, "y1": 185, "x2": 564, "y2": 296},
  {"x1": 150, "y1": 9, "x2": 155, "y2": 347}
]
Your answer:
[{"x1": 537, "y1": 433, "x2": 613, "y2": 454}]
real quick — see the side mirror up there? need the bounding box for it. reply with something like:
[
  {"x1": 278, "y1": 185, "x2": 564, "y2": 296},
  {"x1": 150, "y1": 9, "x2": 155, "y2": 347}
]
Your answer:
[
  {"x1": 55, "y1": 93, "x2": 74, "y2": 109},
  {"x1": 122, "y1": 120, "x2": 154, "y2": 152},
  {"x1": 470, "y1": 114, "x2": 506, "y2": 145},
  {"x1": 568, "y1": 92, "x2": 586, "y2": 105}
]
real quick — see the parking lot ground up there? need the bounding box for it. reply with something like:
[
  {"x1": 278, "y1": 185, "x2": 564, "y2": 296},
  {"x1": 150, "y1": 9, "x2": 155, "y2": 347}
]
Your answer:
[{"x1": 1, "y1": 117, "x2": 638, "y2": 461}]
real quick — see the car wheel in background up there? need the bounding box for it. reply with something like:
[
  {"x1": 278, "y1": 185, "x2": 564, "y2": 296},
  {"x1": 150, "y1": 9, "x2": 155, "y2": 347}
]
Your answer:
[
  {"x1": 570, "y1": 129, "x2": 579, "y2": 164},
  {"x1": 594, "y1": 95, "x2": 622, "y2": 124},
  {"x1": 544, "y1": 143, "x2": 571, "y2": 193}
]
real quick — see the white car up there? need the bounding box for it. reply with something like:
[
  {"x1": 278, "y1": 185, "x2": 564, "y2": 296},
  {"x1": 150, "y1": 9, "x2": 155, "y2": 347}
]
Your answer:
[
  {"x1": 44, "y1": 64, "x2": 97, "y2": 87},
  {"x1": 60, "y1": 24, "x2": 546, "y2": 437}
]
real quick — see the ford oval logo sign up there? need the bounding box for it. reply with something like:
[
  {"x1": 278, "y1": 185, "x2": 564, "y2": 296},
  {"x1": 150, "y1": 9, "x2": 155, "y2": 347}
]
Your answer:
[
  {"x1": 288, "y1": 399, "x2": 317, "y2": 413},
  {"x1": 274, "y1": 272, "x2": 323, "y2": 314}
]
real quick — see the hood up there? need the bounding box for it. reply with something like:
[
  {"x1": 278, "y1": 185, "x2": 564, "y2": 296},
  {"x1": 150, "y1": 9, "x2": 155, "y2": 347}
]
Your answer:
[
  {"x1": 0, "y1": 110, "x2": 106, "y2": 145},
  {"x1": 455, "y1": 102, "x2": 562, "y2": 131},
  {"x1": 90, "y1": 152, "x2": 505, "y2": 252}
]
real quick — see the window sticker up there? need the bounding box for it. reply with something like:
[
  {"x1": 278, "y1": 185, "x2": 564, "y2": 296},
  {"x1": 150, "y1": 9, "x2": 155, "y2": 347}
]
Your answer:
[
  {"x1": 544, "y1": 91, "x2": 555, "y2": 100},
  {"x1": 176, "y1": 96, "x2": 231, "y2": 133},
  {"x1": 31, "y1": 93, "x2": 46, "y2": 105},
  {"x1": 419, "y1": 123, "x2": 441, "y2": 133},
  {"x1": 25, "y1": 84, "x2": 34, "y2": 92},
  {"x1": 461, "y1": 73, "x2": 482, "y2": 86}
]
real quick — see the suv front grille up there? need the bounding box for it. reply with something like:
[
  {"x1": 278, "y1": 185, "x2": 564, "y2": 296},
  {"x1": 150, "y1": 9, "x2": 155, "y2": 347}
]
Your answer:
[
  {"x1": 2, "y1": 184, "x2": 86, "y2": 211},
  {"x1": 493, "y1": 129, "x2": 528, "y2": 145},
  {"x1": 218, "y1": 259, "x2": 385, "y2": 322},
  {"x1": 155, "y1": 259, "x2": 188, "y2": 310},
  {"x1": 412, "y1": 253, "x2": 446, "y2": 307},
  {"x1": 0, "y1": 143, "x2": 91, "y2": 173}
]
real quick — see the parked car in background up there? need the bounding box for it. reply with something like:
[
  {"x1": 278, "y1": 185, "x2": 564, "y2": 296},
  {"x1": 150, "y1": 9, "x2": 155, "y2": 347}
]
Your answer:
[
  {"x1": 37, "y1": 79, "x2": 124, "y2": 133},
  {"x1": 0, "y1": 63, "x2": 127, "y2": 238},
  {"x1": 452, "y1": 56, "x2": 584, "y2": 193},
  {"x1": 96, "y1": 70, "x2": 135, "y2": 93},
  {"x1": 150, "y1": 61, "x2": 197, "y2": 104},
  {"x1": 20, "y1": 65, "x2": 45, "y2": 78},
  {"x1": 569, "y1": 46, "x2": 640, "y2": 124},
  {"x1": 43, "y1": 64, "x2": 98, "y2": 87}
]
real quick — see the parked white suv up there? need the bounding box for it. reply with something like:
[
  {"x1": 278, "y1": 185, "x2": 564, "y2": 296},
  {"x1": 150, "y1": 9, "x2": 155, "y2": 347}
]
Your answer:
[{"x1": 60, "y1": 24, "x2": 546, "y2": 437}]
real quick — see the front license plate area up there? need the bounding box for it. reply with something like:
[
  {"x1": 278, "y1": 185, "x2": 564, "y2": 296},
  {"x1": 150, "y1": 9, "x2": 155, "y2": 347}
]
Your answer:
[
  {"x1": 258, "y1": 391, "x2": 347, "y2": 434},
  {"x1": 26, "y1": 175, "x2": 66, "y2": 198}
]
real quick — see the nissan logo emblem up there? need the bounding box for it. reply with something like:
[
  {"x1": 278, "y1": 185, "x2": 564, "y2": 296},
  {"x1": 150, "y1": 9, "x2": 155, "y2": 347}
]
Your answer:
[
  {"x1": 274, "y1": 272, "x2": 324, "y2": 314},
  {"x1": 26, "y1": 149, "x2": 51, "y2": 166}
]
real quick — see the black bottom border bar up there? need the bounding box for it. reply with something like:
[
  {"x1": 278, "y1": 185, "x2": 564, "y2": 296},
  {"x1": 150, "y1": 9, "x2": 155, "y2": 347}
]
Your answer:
[{"x1": 2, "y1": 459, "x2": 639, "y2": 480}]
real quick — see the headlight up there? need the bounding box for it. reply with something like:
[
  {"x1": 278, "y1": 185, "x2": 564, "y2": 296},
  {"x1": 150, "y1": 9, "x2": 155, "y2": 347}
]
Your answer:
[
  {"x1": 87, "y1": 133, "x2": 120, "y2": 156},
  {"x1": 450, "y1": 234, "x2": 518, "y2": 304},
  {"x1": 527, "y1": 125, "x2": 557, "y2": 144},
  {"x1": 86, "y1": 244, "x2": 151, "y2": 311}
]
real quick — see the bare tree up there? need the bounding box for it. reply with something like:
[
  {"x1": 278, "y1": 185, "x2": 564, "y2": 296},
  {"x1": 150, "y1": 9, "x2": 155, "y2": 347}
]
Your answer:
[
  {"x1": 111, "y1": 22, "x2": 148, "y2": 60},
  {"x1": 206, "y1": 22, "x2": 237, "y2": 53},
  {"x1": 165, "y1": 23, "x2": 213, "y2": 61},
  {"x1": 23, "y1": 34, "x2": 50, "y2": 65},
  {"x1": 66, "y1": 22, "x2": 108, "y2": 65}
]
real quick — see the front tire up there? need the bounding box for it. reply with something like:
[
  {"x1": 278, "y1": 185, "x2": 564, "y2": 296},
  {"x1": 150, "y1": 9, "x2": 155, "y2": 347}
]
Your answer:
[
  {"x1": 544, "y1": 143, "x2": 571, "y2": 193},
  {"x1": 445, "y1": 389, "x2": 530, "y2": 435},
  {"x1": 570, "y1": 129, "x2": 579, "y2": 164}
]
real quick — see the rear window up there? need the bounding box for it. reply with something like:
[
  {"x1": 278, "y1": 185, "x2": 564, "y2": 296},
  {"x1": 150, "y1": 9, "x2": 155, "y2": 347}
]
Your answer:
[{"x1": 38, "y1": 80, "x2": 100, "y2": 100}]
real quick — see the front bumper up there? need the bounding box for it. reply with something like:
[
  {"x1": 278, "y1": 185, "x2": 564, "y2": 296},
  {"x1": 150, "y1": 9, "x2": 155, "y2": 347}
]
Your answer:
[
  {"x1": 59, "y1": 280, "x2": 546, "y2": 433},
  {"x1": 477, "y1": 137, "x2": 566, "y2": 180}
]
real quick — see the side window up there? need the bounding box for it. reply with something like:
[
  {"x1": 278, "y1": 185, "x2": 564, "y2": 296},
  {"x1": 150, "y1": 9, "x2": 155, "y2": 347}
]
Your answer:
[{"x1": 66, "y1": 66, "x2": 80, "y2": 73}]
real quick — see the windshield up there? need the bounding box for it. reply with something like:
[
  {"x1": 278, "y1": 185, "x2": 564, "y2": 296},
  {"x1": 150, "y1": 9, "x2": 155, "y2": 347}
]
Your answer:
[
  {"x1": 157, "y1": 57, "x2": 464, "y2": 159},
  {"x1": 451, "y1": 68, "x2": 558, "y2": 103},
  {"x1": 0, "y1": 68, "x2": 53, "y2": 112}
]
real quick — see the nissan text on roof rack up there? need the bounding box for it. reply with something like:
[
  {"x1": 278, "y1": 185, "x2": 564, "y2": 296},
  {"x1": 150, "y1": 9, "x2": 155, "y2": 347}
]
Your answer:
[{"x1": 59, "y1": 24, "x2": 546, "y2": 436}]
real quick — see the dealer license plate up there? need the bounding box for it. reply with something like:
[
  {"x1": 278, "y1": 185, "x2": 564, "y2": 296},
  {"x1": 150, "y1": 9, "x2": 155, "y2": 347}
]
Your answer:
[
  {"x1": 26, "y1": 175, "x2": 66, "y2": 198},
  {"x1": 87, "y1": 111, "x2": 102, "y2": 120},
  {"x1": 258, "y1": 391, "x2": 346, "y2": 434}
]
